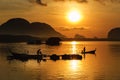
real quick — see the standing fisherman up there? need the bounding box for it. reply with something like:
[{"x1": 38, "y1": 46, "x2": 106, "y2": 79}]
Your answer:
[
  {"x1": 83, "y1": 47, "x2": 86, "y2": 53},
  {"x1": 83, "y1": 47, "x2": 86, "y2": 59}
]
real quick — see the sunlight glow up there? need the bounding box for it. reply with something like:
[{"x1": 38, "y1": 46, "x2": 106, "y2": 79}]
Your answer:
[
  {"x1": 70, "y1": 60, "x2": 80, "y2": 71},
  {"x1": 71, "y1": 41, "x2": 77, "y2": 54},
  {"x1": 71, "y1": 41, "x2": 77, "y2": 45},
  {"x1": 67, "y1": 10, "x2": 82, "y2": 23}
]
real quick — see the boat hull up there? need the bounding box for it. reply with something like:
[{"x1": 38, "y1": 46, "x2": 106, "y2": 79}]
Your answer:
[
  {"x1": 81, "y1": 50, "x2": 96, "y2": 54},
  {"x1": 8, "y1": 50, "x2": 83, "y2": 61}
]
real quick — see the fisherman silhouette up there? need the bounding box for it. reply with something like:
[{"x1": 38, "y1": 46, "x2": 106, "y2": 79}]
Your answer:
[
  {"x1": 83, "y1": 47, "x2": 86, "y2": 59},
  {"x1": 37, "y1": 49, "x2": 42, "y2": 55},
  {"x1": 83, "y1": 47, "x2": 86, "y2": 52}
]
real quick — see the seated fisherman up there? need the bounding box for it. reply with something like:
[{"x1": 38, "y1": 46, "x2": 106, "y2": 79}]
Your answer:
[{"x1": 37, "y1": 49, "x2": 42, "y2": 55}]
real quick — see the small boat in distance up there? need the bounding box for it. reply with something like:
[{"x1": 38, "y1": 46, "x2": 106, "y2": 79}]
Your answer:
[
  {"x1": 81, "y1": 47, "x2": 96, "y2": 54},
  {"x1": 81, "y1": 50, "x2": 96, "y2": 54}
]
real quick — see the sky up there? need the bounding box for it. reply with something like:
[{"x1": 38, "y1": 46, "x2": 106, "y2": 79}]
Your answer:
[{"x1": 0, "y1": 0, "x2": 120, "y2": 38}]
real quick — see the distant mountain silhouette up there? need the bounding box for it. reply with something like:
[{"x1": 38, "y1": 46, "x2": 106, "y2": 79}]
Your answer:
[
  {"x1": 74, "y1": 34, "x2": 85, "y2": 39},
  {"x1": 108, "y1": 27, "x2": 120, "y2": 40},
  {"x1": 0, "y1": 18, "x2": 65, "y2": 38},
  {"x1": 0, "y1": 35, "x2": 40, "y2": 43},
  {"x1": 0, "y1": 18, "x2": 30, "y2": 34},
  {"x1": 30, "y1": 22, "x2": 64, "y2": 38}
]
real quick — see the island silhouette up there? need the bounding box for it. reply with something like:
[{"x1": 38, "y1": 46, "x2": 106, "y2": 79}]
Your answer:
[
  {"x1": 0, "y1": 18, "x2": 64, "y2": 38},
  {"x1": 108, "y1": 27, "x2": 120, "y2": 40},
  {"x1": 0, "y1": 18, "x2": 120, "y2": 43}
]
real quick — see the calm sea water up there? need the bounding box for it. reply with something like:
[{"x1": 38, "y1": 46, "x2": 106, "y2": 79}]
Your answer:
[{"x1": 0, "y1": 41, "x2": 120, "y2": 80}]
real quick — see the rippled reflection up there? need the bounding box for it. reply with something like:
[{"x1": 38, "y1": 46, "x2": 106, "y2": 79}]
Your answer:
[
  {"x1": 71, "y1": 41, "x2": 77, "y2": 54},
  {"x1": 1, "y1": 41, "x2": 120, "y2": 80},
  {"x1": 70, "y1": 60, "x2": 81, "y2": 71},
  {"x1": 71, "y1": 41, "x2": 77, "y2": 45}
]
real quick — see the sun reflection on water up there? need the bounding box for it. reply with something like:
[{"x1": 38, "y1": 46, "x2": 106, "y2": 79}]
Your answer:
[
  {"x1": 68, "y1": 41, "x2": 82, "y2": 72},
  {"x1": 71, "y1": 60, "x2": 79, "y2": 70},
  {"x1": 71, "y1": 41, "x2": 77, "y2": 54},
  {"x1": 69, "y1": 60, "x2": 82, "y2": 72},
  {"x1": 71, "y1": 41, "x2": 77, "y2": 45}
]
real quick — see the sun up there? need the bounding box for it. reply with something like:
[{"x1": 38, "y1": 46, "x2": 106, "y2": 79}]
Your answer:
[{"x1": 67, "y1": 10, "x2": 82, "y2": 23}]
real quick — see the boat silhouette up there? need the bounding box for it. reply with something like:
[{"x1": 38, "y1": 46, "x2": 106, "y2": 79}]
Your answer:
[
  {"x1": 81, "y1": 47, "x2": 96, "y2": 54},
  {"x1": 7, "y1": 50, "x2": 82, "y2": 62}
]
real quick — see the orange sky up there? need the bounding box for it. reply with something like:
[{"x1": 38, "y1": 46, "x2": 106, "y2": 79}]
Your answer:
[{"x1": 0, "y1": 0, "x2": 120, "y2": 38}]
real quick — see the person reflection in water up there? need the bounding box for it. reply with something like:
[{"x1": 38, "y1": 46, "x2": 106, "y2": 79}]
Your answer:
[{"x1": 37, "y1": 49, "x2": 42, "y2": 55}]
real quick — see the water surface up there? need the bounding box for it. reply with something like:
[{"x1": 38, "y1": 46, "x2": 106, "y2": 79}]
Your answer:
[{"x1": 0, "y1": 41, "x2": 120, "y2": 80}]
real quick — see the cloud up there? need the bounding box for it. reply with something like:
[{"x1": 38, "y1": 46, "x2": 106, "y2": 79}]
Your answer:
[
  {"x1": 28, "y1": 0, "x2": 47, "y2": 6},
  {"x1": 53, "y1": 0, "x2": 120, "y2": 4},
  {"x1": 28, "y1": 0, "x2": 88, "y2": 6},
  {"x1": 0, "y1": 0, "x2": 32, "y2": 11},
  {"x1": 1, "y1": 0, "x2": 120, "y2": 11},
  {"x1": 53, "y1": 0, "x2": 88, "y2": 3},
  {"x1": 59, "y1": 27, "x2": 88, "y2": 31},
  {"x1": 95, "y1": 0, "x2": 120, "y2": 3},
  {"x1": 72, "y1": 27, "x2": 87, "y2": 30},
  {"x1": 35, "y1": 0, "x2": 47, "y2": 6},
  {"x1": 54, "y1": 0, "x2": 120, "y2": 3},
  {"x1": 94, "y1": 0, "x2": 120, "y2": 5}
]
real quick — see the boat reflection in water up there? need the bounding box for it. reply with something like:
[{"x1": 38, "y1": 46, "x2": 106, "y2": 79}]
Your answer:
[{"x1": 7, "y1": 53, "x2": 82, "y2": 62}]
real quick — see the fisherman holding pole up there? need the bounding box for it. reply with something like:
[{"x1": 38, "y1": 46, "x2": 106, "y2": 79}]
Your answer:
[{"x1": 37, "y1": 49, "x2": 42, "y2": 55}]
